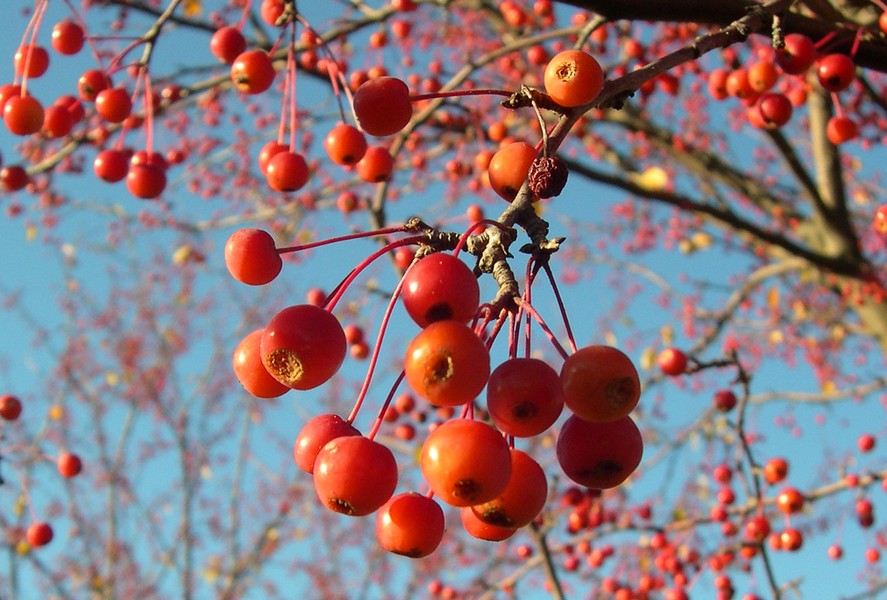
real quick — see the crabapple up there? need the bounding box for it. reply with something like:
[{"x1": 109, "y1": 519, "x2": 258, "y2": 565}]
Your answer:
[
  {"x1": 352, "y1": 76, "x2": 412, "y2": 136},
  {"x1": 420, "y1": 418, "x2": 511, "y2": 506},
  {"x1": 294, "y1": 414, "x2": 361, "y2": 473},
  {"x1": 57, "y1": 452, "x2": 83, "y2": 478},
  {"x1": 460, "y1": 506, "x2": 517, "y2": 541},
  {"x1": 0, "y1": 394, "x2": 22, "y2": 420},
  {"x1": 261, "y1": 304, "x2": 347, "y2": 390},
  {"x1": 376, "y1": 492, "x2": 445, "y2": 558},
  {"x1": 404, "y1": 320, "x2": 490, "y2": 406},
  {"x1": 657, "y1": 347, "x2": 688, "y2": 376},
  {"x1": 471, "y1": 449, "x2": 547, "y2": 528},
  {"x1": 556, "y1": 414, "x2": 643, "y2": 489},
  {"x1": 232, "y1": 329, "x2": 289, "y2": 398},
  {"x1": 231, "y1": 50, "x2": 276, "y2": 95},
  {"x1": 560, "y1": 345, "x2": 640, "y2": 423},
  {"x1": 26, "y1": 522, "x2": 53, "y2": 547},
  {"x1": 224, "y1": 228, "x2": 282, "y2": 286},
  {"x1": 400, "y1": 252, "x2": 479, "y2": 327},
  {"x1": 313, "y1": 435, "x2": 397, "y2": 516},
  {"x1": 543, "y1": 49, "x2": 604, "y2": 107},
  {"x1": 487, "y1": 357, "x2": 564, "y2": 437}
]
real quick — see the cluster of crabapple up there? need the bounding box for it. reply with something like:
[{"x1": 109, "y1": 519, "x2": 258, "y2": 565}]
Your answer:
[
  {"x1": 707, "y1": 30, "x2": 867, "y2": 144},
  {"x1": 0, "y1": 393, "x2": 83, "y2": 552},
  {"x1": 1, "y1": 8, "x2": 181, "y2": 199},
  {"x1": 220, "y1": 42, "x2": 645, "y2": 556},
  {"x1": 225, "y1": 226, "x2": 645, "y2": 556}
]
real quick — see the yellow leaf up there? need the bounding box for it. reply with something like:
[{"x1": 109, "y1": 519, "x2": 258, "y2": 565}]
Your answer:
[
  {"x1": 691, "y1": 231, "x2": 712, "y2": 249},
  {"x1": 631, "y1": 166, "x2": 669, "y2": 192},
  {"x1": 768, "y1": 329, "x2": 783, "y2": 344},
  {"x1": 26, "y1": 225, "x2": 36, "y2": 241},
  {"x1": 822, "y1": 379, "x2": 836, "y2": 394},
  {"x1": 640, "y1": 346, "x2": 656, "y2": 371},
  {"x1": 767, "y1": 287, "x2": 779, "y2": 310},
  {"x1": 183, "y1": 0, "x2": 201, "y2": 16},
  {"x1": 660, "y1": 324, "x2": 673, "y2": 346}
]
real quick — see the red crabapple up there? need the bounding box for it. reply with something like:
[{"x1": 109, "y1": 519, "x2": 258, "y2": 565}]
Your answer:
[
  {"x1": 352, "y1": 76, "x2": 413, "y2": 136},
  {"x1": 400, "y1": 252, "x2": 479, "y2": 327},
  {"x1": 560, "y1": 345, "x2": 640, "y2": 423},
  {"x1": 556, "y1": 414, "x2": 643, "y2": 489},
  {"x1": 376, "y1": 492, "x2": 445, "y2": 558},
  {"x1": 293, "y1": 413, "x2": 360, "y2": 473},
  {"x1": 224, "y1": 228, "x2": 282, "y2": 286},
  {"x1": 0, "y1": 394, "x2": 22, "y2": 420},
  {"x1": 260, "y1": 304, "x2": 347, "y2": 390},
  {"x1": 313, "y1": 435, "x2": 397, "y2": 516}
]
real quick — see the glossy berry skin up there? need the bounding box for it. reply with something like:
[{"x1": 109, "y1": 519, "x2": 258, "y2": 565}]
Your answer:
[
  {"x1": 776, "y1": 487, "x2": 804, "y2": 514},
  {"x1": 755, "y1": 92, "x2": 793, "y2": 128},
  {"x1": 94, "y1": 149, "x2": 131, "y2": 183},
  {"x1": 816, "y1": 54, "x2": 856, "y2": 93},
  {"x1": 313, "y1": 435, "x2": 397, "y2": 516},
  {"x1": 352, "y1": 76, "x2": 413, "y2": 136},
  {"x1": 14, "y1": 45, "x2": 50, "y2": 79},
  {"x1": 0, "y1": 165, "x2": 29, "y2": 192},
  {"x1": 471, "y1": 449, "x2": 547, "y2": 528},
  {"x1": 420, "y1": 418, "x2": 512, "y2": 507},
  {"x1": 293, "y1": 413, "x2": 360, "y2": 473},
  {"x1": 0, "y1": 394, "x2": 22, "y2": 420},
  {"x1": 404, "y1": 320, "x2": 490, "y2": 406},
  {"x1": 488, "y1": 141, "x2": 537, "y2": 201},
  {"x1": 713, "y1": 389, "x2": 738, "y2": 412},
  {"x1": 543, "y1": 49, "x2": 604, "y2": 107},
  {"x1": 232, "y1": 329, "x2": 289, "y2": 398},
  {"x1": 461, "y1": 505, "x2": 516, "y2": 541},
  {"x1": 827, "y1": 116, "x2": 858, "y2": 145},
  {"x1": 775, "y1": 34, "x2": 815, "y2": 75},
  {"x1": 265, "y1": 151, "x2": 309, "y2": 192},
  {"x1": 57, "y1": 452, "x2": 83, "y2": 478},
  {"x1": 324, "y1": 123, "x2": 368, "y2": 166},
  {"x1": 356, "y1": 145, "x2": 395, "y2": 182},
  {"x1": 126, "y1": 164, "x2": 167, "y2": 199},
  {"x1": 556, "y1": 414, "x2": 643, "y2": 489},
  {"x1": 95, "y1": 87, "x2": 132, "y2": 123},
  {"x1": 210, "y1": 26, "x2": 247, "y2": 64},
  {"x1": 401, "y1": 253, "x2": 479, "y2": 327},
  {"x1": 260, "y1": 304, "x2": 347, "y2": 390},
  {"x1": 487, "y1": 357, "x2": 564, "y2": 437},
  {"x1": 26, "y1": 522, "x2": 53, "y2": 547},
  {"x1": 231, "y1": 50, "x2": 276, "y2": 95},
  {"x1": 657, "y1": 347, "x2": 688, "y2": 376},
  {"x1": 41, "y1": 104, "x2": 73, "y2": 138},
  {"x1": 52, "y1": 20, "x2": 85, "y2": 55},
  {"x1": 376, "y1": 492, "x2": 445, "y2": 558},
  {"x1": 763, "y1": 457, "x2": 788, "y2": 484},
  {"x1": 4, "y1": 96, "x2": 44, "y2": 135},
  {"x1": 257, "y1": 140, "x2": 288, "y2": 175},
  {"x1": 560, "y1": 345, "x2": 640, "y2": 423},
  {"x1": 874, "y1": 205, "x2": 887, "y2": 234},
  {"x1": 78, "y1": 69, "x2": 112, "y2": 102},
  {"x1": 224, "y1": 229, "x2": 282, "y2": 286}
]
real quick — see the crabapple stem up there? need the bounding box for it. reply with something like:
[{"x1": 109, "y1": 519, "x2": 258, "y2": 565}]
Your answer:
[
  {"x1": 346, "y1": 270, "x2": 411, "y2": 425},
  {"x1": 276, "y1": 224, "x2": 410, "y2": 254},
  {"x1": 409, "y1": 88, "x2": 512, "y2": 103},
  {"x1": 541, "y1": 261, "x2": 579, "y2": 353},
  {"x1": 365, "y1": 371, "x2": 407, "y2": 440},
  {"x1": 513, "y1": 297, "x2": 570, "y2": 360},
  {"x1": 324, "y1": 235, "x2": 423, "y2": 313}
]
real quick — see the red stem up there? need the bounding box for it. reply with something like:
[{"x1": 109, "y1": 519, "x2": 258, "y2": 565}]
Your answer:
[{"x1": 364, "y1": 371, "x2": 407, "y2": 440}]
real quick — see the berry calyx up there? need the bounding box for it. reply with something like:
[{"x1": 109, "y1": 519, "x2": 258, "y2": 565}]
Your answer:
[
  {"x1": 232, "y1": 329, "x2": 290, "y2": 398},
  {"x1": 560, "y1": 345, "x2": 640, "y2": 423},
  {"x1": 260, "y1": 305, "x2": 347, "y2": 390}
]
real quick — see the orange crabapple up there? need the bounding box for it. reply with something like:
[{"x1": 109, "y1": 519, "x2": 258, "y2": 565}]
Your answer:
[
  {"x1": 488, "y1": 141, "x2": 538, "y2": 201},
  {"x1": 420, "y1": 418, "x2": 512, "y2": 507},
  {"x1": 232, "y1": 329, "x2": 289, "y2": 398},
  {"x1": 376, "y1": 492, "x2": 445, "y2": 558},
  {"x1": 560, "y1": 345, "x2": 640, "y2": 423},
  {"x1": 404, "y1": 320, "x2": 490, "y2": 406},
  {"x1": 231, "y1": 50, "x2": 276, "y2": 95},
  {"x1": 26, "y1": 522, "x2": 53, "y2": 547},
  {"x1": 356, "y1": 145, "x2": 395, "y2": 182},
  {"x1": 471, "y1": 448, "x2": 548, "y2": 529},
  {"x1": 57, "y1": 452, "x2": 83, "y2": 478},
  {"x1": 460, "y1": 506, "x2": 517, "y2": 542},
  {"x1": 543, "y1": 49, "x2": 604, "y2": 107},
  {"x1": 51, "y1": 19, "x2": 85, "y2": 56},
  {"x1": 324, "y1": 123, "x2": 368, "y2": 166},
  {"x1": 763, "y1": 457, "x2": 788, "y2": 484}
]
